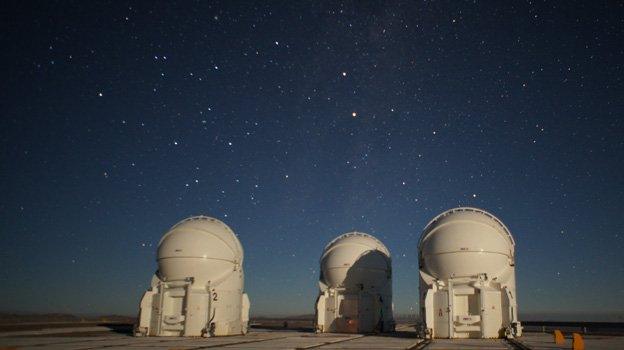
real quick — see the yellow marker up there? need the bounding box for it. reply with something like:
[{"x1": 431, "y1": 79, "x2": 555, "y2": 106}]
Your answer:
[
  {"x1": 554, "y1": 329, "x2": 565, "y2": 344},
  {"x1": 573, "y1": 333, "x2": 585, "y2": 350}
]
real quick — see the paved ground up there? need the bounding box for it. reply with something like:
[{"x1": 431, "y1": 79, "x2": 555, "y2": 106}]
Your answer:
[
  {"x1": 424, "y1": 338, "x2": 516, "y2": 349},
  {"x1": 0, "y1": 324, "x2": 622, "y2": 349},
  {"x1": 513, "y1": 332, "x2": 624, "y2": 350}
]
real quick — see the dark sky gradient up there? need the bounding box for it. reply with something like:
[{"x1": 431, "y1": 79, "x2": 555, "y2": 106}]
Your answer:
[{"x1": 1, "y1": 1, "x2": 623, "y2": 320}]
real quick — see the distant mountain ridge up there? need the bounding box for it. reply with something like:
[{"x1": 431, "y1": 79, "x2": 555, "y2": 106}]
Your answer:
[{"x1": 0, "y1": 313, "x2": 136, "y2": 324}]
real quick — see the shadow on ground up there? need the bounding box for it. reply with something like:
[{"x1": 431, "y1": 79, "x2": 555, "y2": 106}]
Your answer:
[{"x1": 99, "y1": 323, "x2": 134, "y2": 335}]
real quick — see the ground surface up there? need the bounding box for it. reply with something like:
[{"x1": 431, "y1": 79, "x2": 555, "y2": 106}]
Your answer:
[{"x1": 0, "y1": 323, "x2": 622, "y2": 349}]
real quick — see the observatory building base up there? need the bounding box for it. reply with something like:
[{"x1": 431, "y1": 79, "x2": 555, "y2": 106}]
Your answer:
[
  {"x1": 136, "y1": 279, "x2": 250, "y2": 337},
  {"x1": 422, "y1": 276, "x2": 522, "y2": 339},
  {"x1": 316, "y1": 290, "x2": 394, "y2": 333}
]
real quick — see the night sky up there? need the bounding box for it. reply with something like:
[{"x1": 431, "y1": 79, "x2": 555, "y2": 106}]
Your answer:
[{"x1": 1, "y1": 1, "x2": 623, "y2": 320}]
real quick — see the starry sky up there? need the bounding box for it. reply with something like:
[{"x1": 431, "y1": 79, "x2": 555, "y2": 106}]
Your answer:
[{"x1": 1, "y1": 1, "x2": 623, "y2": 321}]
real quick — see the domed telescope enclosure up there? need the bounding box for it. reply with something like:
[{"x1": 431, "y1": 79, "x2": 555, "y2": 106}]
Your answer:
[
  {"x1": 315, "y1": 232, "x2": 395, "y2": 333},
  {"x1": 135, "y1": 216, "x2": 250, "y2": 337},
  {"x1": 418, "y1": 207, "x2": 522, "y2": 339}
]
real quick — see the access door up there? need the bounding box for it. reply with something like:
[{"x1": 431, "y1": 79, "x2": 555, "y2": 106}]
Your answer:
[
  {"x1": 337, "y1": 294, "x2": 359, "y2": 333},
  {"x1": 358, "y1": 293, "x2": 375, "y2": 332},
  {"x1": 480, "y1": 289, "x2": 502, "y2": 338},
  {"x1": 433, "y1": 290, "x2": 450, "y2": 338}
]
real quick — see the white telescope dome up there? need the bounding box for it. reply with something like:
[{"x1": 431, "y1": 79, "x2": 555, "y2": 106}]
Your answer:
[
  {"x1": 157, "y1": 216, "x2": 243, "y2": 284},
  {"x1": 320, "y1": 232, "x2": 391, "y2": 290},
  {"x1": 418, "y1": 207, "x2": 522, "y2": 339},
  {"x1": 418, "y1": 207, "x2": 515, "y2": 281},
  {"x1": 137, "y1": 215, "x2": 250, "y2": 337}
]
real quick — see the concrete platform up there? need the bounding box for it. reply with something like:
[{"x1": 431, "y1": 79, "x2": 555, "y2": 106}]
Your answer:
[
  {"x1": 423, "y1": 339, "x2": 514, "y2": 349},
  {"x1": 513, "y1": 332, "x2": 624, "y2": 350},
  {"x1": 1, "y1": 326, "x2": 623, "y2": 349}
]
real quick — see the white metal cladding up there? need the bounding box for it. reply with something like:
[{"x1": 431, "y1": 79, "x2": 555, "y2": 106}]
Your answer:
[
  {"x1": 419, "y1": 207, "x2": 515, "y2": 253},
  {"x1": 135, "y1": 216, "x2": 250, "y2": 338},
  {"x1": 323, "y1": 231, "x2": 391, "y2": 257},
  {"x1": 418, "y1": 207, "x2": 522, "y2": 339},
  {"x1": 316, "y1": 231, "x2": 395, "y2": 334}
]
